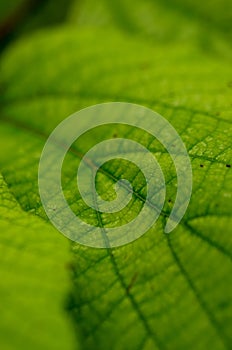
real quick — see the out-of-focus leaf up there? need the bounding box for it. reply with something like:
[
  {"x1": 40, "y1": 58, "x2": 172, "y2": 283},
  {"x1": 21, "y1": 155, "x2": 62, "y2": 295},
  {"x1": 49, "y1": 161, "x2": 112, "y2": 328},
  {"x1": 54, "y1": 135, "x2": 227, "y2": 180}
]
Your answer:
[{"x1": 0, "y1": 175, "x2": 76, "y2": 350}]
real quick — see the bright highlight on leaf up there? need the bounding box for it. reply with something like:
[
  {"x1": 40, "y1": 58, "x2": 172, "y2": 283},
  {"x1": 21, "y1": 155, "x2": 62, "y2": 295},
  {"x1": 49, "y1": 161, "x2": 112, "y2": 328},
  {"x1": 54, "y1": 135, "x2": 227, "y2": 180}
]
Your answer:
[{"x1": 38, "y1": 102, "x2": 192, "y2": 247}]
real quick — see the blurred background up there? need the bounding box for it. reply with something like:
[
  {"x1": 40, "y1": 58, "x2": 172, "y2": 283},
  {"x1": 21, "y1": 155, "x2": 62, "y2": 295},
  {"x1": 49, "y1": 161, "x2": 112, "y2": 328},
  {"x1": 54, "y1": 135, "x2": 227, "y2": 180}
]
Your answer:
[{"x1": 0, "y1": 0, "x2": 231, "y2": 50}]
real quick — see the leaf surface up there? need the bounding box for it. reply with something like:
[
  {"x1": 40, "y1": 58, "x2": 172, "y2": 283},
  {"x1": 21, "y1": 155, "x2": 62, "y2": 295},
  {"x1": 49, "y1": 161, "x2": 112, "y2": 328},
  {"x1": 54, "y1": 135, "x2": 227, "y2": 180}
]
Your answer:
[
  {"x1": 0, "y1": 1, "x2": 232, "y2": 349},
  {"x1": 0, "y1": 174, "x2": 75, "y2": 349}
]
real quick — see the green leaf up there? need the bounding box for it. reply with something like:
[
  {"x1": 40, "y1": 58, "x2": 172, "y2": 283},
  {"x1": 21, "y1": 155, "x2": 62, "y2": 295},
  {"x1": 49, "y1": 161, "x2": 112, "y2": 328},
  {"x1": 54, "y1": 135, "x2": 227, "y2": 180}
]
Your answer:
[
  {"x1": 0, "y1": 1, "x2": 232, "y2": 349},
  {"x1": 69, "y1": 0, "x2": 232, "y2": 45},
  {"x1": 0, "y1": 174, "x2": 76, "y2": 349}
]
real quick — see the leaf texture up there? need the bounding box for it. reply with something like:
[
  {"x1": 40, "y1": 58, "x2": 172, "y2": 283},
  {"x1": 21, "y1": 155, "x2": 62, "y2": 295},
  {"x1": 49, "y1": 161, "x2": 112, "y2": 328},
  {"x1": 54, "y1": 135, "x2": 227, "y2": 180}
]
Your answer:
[{"x1": 0, "y1": 1, "x2": 232, "y2": 349}]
